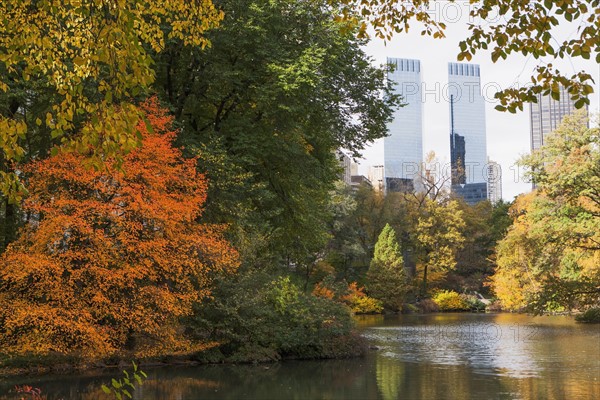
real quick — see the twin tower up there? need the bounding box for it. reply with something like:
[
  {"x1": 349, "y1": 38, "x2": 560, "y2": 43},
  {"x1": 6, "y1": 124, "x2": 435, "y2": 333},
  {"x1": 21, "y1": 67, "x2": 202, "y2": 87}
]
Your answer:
[{"x1": 383, "y1": 58, "x2": 490, "y2": 204}]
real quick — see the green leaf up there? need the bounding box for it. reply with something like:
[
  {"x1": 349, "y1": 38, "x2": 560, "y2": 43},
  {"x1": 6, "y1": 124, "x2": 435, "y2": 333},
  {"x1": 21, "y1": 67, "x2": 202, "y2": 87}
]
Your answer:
[
  {"x1": 574, "y1": 98, "x2": 586, "y2": 109},
  {"x1": 101, "y1": 385, "x2": 112, "y2": 394}
]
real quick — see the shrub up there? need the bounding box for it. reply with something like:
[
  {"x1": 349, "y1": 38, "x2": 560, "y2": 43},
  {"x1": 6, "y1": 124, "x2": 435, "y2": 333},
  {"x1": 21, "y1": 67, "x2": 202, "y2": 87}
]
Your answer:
[
  {"x1": 575, "y1": 308, "x2": 600, "y2": 323},
  {"x1": 341, "y1": 282, "x2": 383, "y2": 314},
  {"x1": 188, "y1": 271, "x2": 364, "y2": 361},
  {"x1": 461, "y1": 294, "x2": 486, "y2": 312},
  {"x1": 432, "y1": 290, "x2": 469, "y2": 311}
]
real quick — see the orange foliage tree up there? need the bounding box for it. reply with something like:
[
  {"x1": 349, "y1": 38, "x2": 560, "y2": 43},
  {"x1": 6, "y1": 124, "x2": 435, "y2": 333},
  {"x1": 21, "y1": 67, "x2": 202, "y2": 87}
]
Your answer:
[{"x1": 0, "y1": 98, "x2": 238, "y2": 357}]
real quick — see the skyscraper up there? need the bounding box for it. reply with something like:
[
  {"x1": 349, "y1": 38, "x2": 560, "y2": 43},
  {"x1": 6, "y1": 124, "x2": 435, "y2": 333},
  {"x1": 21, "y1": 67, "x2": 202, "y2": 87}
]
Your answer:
[
  {"x1": 384, "y1": 58, "x2": 423, "y2": 193},
  {"x1": 530, "y1": 85, "x2": 584, "y2": 151},
  {"x1": 530, "y1": 87, "x2": 588, "y2": 189},
  {"x1": 486, "y1": 158, "x2": 502, "y2": 204},
  {"x1": 448, "y1": 62, "x2": 488, "y2": 204}
]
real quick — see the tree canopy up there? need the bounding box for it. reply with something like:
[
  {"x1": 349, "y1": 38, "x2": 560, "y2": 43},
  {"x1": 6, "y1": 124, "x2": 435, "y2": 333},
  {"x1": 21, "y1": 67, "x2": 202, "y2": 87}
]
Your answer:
[{"x1": 153, "y1": 0, "x2": 400, "y2": 267}]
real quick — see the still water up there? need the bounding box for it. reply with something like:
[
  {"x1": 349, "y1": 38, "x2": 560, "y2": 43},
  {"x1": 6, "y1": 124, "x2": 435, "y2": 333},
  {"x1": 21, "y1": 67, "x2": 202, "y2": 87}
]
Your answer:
[{"x1": 1, "y1": 313, "x2": 599, "y2": 399}]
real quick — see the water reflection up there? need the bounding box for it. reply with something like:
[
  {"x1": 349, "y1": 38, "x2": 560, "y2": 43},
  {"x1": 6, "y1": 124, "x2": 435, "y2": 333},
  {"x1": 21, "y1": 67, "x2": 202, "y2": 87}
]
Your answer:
[{"x1": 1, "y1": 314, "x2": 598, "y2": 399}]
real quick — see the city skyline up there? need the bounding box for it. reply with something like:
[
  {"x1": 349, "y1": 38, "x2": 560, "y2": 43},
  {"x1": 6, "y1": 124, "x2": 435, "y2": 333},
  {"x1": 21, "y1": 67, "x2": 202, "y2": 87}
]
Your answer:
[{"x1": 358, "y1": 17, "x2": 600, "y2": 201}]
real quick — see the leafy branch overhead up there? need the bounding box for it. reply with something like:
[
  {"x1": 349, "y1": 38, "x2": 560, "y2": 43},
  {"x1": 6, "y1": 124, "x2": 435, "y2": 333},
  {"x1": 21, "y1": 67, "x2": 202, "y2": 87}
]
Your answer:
[
  {"x1": 336, "y1": 0, "x2": 598, "y2": 112},
  {"x1": 0, "y1": 0, "x2": 223, "y2": 200}
]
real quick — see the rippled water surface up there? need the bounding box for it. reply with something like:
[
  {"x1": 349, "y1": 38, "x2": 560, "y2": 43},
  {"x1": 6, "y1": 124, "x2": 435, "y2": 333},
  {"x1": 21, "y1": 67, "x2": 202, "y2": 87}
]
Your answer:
[{"x1": 1, "y1": 313, "x2": 599, "y2": 399}]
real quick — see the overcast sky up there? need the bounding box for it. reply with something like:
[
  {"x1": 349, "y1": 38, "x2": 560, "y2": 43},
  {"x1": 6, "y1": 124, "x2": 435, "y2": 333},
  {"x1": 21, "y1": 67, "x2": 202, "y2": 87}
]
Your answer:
[{"x1": 357, "y1": 3, "x2": 600, "y2": 201}]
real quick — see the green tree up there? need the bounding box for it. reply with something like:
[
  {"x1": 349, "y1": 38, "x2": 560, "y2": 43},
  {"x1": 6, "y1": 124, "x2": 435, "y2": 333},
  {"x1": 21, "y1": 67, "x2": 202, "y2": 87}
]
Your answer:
[
  {"x1": 324, "y1": 181, "x2": 366, "y2": 282},
  {"x1": 336, "y1": 0, "x2": 597, "y2": 112},
  {"x1": 491, "y1": 111, "x2": 600, "y2": 312},
  {"x1": 153, "y1": 0, "x2": 399, "y2": 268},
  {"x1": 367, "y1": 223, "x2": 408, "y2": 311}
]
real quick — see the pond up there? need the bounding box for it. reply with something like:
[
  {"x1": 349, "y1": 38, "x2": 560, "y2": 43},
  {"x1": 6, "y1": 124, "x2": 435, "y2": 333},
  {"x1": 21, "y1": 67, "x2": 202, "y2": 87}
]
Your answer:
[{"x1": 1, "y1": 313, "x2": 599, "y2": 399}]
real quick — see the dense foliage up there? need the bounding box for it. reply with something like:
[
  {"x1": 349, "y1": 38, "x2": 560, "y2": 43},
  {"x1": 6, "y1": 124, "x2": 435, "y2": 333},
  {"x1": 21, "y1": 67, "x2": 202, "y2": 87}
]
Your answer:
[
  {"x1": 0, "y1": 0, "x2": 223, "y2": 201},
  {"x1": 0, "y1": 99, "x2": 238, "y2": 357},
  {"x1": 152, "y1": 0, "x2": 399, "y2": 268},
  {"x1": 188, "y1": 272, "x2": 364, "y2": 362}
]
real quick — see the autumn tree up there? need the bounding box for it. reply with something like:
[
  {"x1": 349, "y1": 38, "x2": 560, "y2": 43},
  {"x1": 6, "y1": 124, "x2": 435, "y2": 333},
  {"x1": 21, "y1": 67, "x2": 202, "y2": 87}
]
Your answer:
[
  {"x1": 0, "y1": 98, "x2": 238, "y2": 357},
  {"x1": 367, "y1": 224, "x2": 408, "y2": 311},
  {"x1": 336, "y1": 0, "x2": 597, "y2": 111},
  {"x1": 490, "y1": 111, "x2": 600, "y2": 312},
  {"x1": 0, "y1": 0, "x2": 223, "y2": 201},
  {"x1": 416, "y1": 198, "x2": 465, "y2": 297}
]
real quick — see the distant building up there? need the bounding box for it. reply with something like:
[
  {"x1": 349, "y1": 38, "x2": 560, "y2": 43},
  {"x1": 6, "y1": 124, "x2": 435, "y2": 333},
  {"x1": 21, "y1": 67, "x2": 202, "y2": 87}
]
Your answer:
[
  {"x1": 530, "y1": 85, "x2": 586, "y2": 152},
  {"x1": 448, "y1": 62, "x2": 488, "y2": 205},
  {"x1": 384, "y1": 58, "x2": 423, "y2": 193},
  {"x1": 350, "y1": 175, "x2": 372, "y2": 191},
  {"x1": 336, "y1": 150, "x2": 352, "y2": 186},
  {"x1": 486, "y1": 158, "x2": 502, "y2": 204},
  {"x1": 368, "y1": 165, "x2": 385, "y2": 192},
  {"x1": 350, "y1": 162, "x2": 359, "y2": 177},
  {"x1": 529, "y1": 87, "x2": 588, "y2": 189}
]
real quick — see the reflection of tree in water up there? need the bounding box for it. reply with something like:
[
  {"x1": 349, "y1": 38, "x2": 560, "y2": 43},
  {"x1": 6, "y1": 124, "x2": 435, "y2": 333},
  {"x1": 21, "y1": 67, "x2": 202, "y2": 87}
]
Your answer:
[
  {"x1": 141, "y1": 360, "x2": 374, "y2": 400},
  {"x1": 376, "y1": 353, "x2": 403, "y2": 400}
]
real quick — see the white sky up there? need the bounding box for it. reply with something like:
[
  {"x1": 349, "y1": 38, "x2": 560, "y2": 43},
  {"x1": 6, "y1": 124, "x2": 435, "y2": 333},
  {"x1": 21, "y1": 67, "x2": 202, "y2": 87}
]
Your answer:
[{"x1": 358, "y1": 3, "x2": 600, "y2": 201}]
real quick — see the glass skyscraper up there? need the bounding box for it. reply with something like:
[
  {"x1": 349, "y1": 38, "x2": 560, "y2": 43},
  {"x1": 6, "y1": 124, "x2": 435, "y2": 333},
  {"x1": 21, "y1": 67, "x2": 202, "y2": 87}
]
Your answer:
[
  {"x1": 448, "y1": 62, "x2": 488, "y2": 204},
  {"x1": 384, "y1": 58, "x2": 423, "y2": 193},
  {"x1": 530, "y1": 85, "x2": 583, "y2": 151}
]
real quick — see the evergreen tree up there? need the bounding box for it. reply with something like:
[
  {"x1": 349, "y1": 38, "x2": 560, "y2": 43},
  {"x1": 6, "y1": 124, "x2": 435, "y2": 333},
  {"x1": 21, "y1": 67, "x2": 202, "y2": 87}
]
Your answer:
[{"x1": 366, "y1": 224, "x2": 407, "y2": 311}]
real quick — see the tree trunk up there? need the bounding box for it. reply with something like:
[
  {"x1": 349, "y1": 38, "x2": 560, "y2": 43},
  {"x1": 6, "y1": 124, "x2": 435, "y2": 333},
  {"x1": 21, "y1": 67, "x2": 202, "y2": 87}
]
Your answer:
[{"x1": 421, "y1": 264, "x2": 428, "y2": 298}]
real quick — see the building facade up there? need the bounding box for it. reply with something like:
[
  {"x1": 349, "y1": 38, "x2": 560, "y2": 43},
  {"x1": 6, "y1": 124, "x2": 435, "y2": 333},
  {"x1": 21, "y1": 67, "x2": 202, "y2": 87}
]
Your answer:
[
  {"x1": 368, "y1": 165, "x2": 385, "y2": 192},
  {"x1": 530, "y1": 85, "x2": 585, "y2": 151},
  {"x1": 486, "y1": 158, "x2": 502, "y2": 204},
  {"x1": 530, "y1": 86, "x2": 588, "y2": 189},
  {"x1": 448, "y1": 62, "x2": 488, "y2": 204},
  {"x1": 384, "y1": 58, "x2": 423, "y2": 193},
  {"x1": 336, "y1": 150, "x2": 352, "y2": 186},
  {"x1": 350, "y1": 175, "x2": 372, "y2": 191}
]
